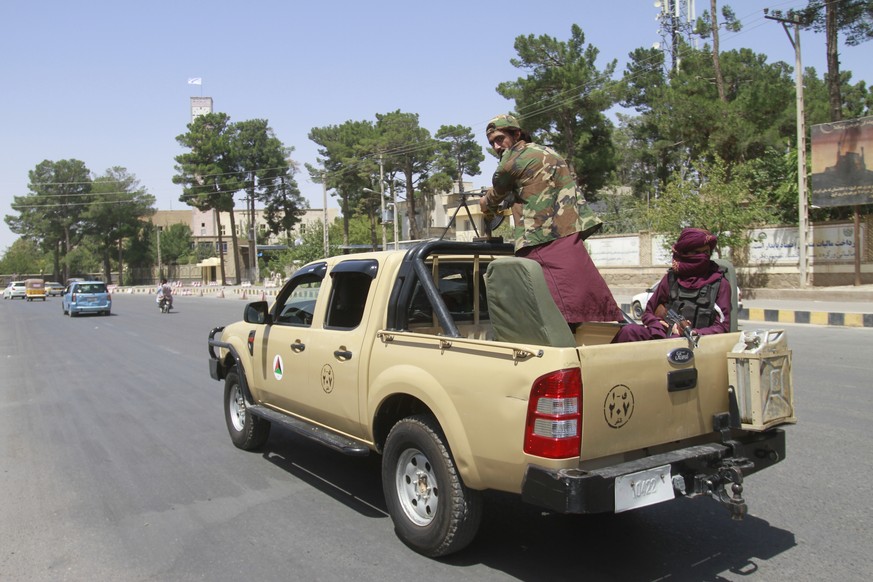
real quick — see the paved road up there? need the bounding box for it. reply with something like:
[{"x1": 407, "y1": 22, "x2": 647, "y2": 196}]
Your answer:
[
  {"x1": 609, "y1": 285, "x2": 873, "y2": 327},
  {"x1": 2, "y1": 293, "x2": 871, "y2": 581}
]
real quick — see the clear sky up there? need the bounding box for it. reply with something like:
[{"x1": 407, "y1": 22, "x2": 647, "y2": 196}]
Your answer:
[{"x1": 1, "y1": 0, "x2": 869, "y2": 252}]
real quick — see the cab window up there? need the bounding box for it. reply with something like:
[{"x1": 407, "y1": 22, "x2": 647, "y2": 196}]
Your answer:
[
  {"x1": 274, "y1": 276, "x2": 322, "y2": 326},
  {"x1": 325, "y1": 272, "x2": 373, "y2": 329}
]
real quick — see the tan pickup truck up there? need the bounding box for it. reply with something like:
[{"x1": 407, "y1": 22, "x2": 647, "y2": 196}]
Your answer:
[{"x1": 208, "y1": 239, "x2": 795, "y2": 557}]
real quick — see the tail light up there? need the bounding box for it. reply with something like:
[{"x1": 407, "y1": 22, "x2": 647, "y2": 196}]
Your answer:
[
  {"x1": 71, "y1": 293, "x2": 77, "y2": 302},
  {"x1": 524, "y1": 368, "x2": 582, "y2": 459}
]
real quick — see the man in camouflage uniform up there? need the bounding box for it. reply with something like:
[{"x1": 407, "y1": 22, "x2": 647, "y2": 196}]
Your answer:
[{"x1": 480, "y1": 114, "x2": 622, "y2": 325}]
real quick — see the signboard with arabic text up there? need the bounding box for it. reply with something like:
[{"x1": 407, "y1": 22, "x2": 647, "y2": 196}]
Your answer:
[
  {"x1": 810, "y1": 115, "x2": 873, "y2": 208},
  {"x1": 748, "y1": 224, "x2": 864, "y2": 264}
]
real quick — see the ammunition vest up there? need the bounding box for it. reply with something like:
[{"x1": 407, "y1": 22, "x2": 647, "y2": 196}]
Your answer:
[{"x1": 666, "y1": 268, "x2": 724, "y2": 329}]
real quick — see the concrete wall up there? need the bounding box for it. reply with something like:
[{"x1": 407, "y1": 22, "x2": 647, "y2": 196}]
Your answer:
[{"x1": 591, "y1": 219, "x2": 872, "y2": 289}]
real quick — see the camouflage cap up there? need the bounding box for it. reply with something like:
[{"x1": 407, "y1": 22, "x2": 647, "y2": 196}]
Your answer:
[{"x1": 486, "y1": 114, "x2": 523, "y2": 137}]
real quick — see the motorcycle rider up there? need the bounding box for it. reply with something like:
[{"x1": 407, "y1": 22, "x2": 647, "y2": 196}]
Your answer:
[{"x1": 156, "y1": 278, "x2": 173, "y2": 310}]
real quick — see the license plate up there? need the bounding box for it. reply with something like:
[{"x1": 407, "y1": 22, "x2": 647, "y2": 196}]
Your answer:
[{"x1": 614, "y1": 464, "x2": 675, "y2": 513}]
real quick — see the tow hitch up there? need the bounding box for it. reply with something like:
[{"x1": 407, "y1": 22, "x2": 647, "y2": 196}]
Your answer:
[{"x1": 694, "y1": 460, "x2": 752, "y2": 520}]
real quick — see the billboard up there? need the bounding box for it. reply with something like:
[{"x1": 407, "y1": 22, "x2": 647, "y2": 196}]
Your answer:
[{"x1": 810, "y1": 115, "x2": 873, "y2": 208}]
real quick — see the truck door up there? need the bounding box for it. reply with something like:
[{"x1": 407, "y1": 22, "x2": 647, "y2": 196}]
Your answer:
[
  {"x1": 301, "y1": 260, "x2": 378, "y2": 438},
  {"x1": 258, "y1": 264, "x2": 326, "y2": 413}
]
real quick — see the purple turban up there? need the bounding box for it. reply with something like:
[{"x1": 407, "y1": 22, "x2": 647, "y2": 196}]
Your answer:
[{"x1": 672, "y1": 228, "x2": 717, "y2": 255}]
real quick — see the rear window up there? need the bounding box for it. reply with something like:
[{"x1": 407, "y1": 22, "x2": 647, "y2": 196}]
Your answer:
[
  {"x1": 407, "y1": 263, "x2": 489, "y2": 324},
  {"x1": 76, "y1": 283, "x2": 107, "y2": 294}
]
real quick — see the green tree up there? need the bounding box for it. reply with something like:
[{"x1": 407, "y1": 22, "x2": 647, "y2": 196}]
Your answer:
[
  {"x1": 645, "y1": 156, "x2": 775, "y2": 258},
  {"x1": 124, "y1": 222, "x2": 157, "y2": 284},
  {"x1": 264, "y1": 148, "x2": 307, "y2": 240},
  {"x1": 231, "y1": 119, "x2": 304, "y2": 281},
  {"x1": 803, "y1": 66, "x2": 872, "y2": 124},
  {"x1": 158, "y1": 222, "x2": 193, "y2": 267},
  {"x1": 0, "y1": 238, "x2": 47, "y2": 276},
  {"x1": 434, "y1": 125, "x2": 485, "y2": 194},
  {"x1": 6, "y1": 159, "x2": 93, "y2": 281},
  {"x1": 694, "y1": 1, "x2": 742, "y2": 102},
  {"x1": 736, "y1": 148, "x2": 798, "y2": 225},
  {"x1": 616, "y1": 48, "x2": 676, "y2": 203},
  {"x1": 174, "y1": 112, "x2": 243, "y2": 285},
  {"x1": 496, "y1": 24, "x2": 618, "y2": 197},
  {"x1": 82, "y1": 167, "x2": 155, "y2": 284},
  {"x1": 307, "y1": 120, "x2": 379, "y2": 247},
  {"x1": 65, "y1": 237, "x2": 102, "y2": 278},
  {"x1": 375, "y1": 111, "x2": 437, "y2": 240},
  {"x1": 621, "y1": 45, "x2": 796, "y2": 184},
  {"x1": 270, "y1": 219, "x2": 342, "y2": 268},
  {"x1": 795, "y1": 0, "x2": 873, "y2": 122}
]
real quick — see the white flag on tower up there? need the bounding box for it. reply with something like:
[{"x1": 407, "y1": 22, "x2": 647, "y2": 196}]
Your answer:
[{"x1": 187, "y1": 77, "x2": 202, "y2": 85}]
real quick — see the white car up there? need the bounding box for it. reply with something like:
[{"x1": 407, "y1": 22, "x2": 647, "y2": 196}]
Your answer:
[
  {"x1": 630, "y1": 279, "x2": 742, "y2": 320},
  {"x1": 3, "y1": 281, "x2": 26, "y2": 300}
]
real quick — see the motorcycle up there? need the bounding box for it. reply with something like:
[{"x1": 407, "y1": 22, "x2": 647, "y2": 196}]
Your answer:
[{"x1": 158, "y1": 296, "x2": 172, "y2": 313}]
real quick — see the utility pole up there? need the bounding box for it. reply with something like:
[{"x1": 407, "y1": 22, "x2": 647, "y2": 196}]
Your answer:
[
  {"x1": 765, "y1": 9, "x2": 810, "y2": 288},
  {"x1": 392, "y1": 182, "x2": 399, "y2": 250},
  {"x1": 379, "y1": 154, "x2": 387, "y2": 251},
  {"x1": 322, "y1": 173, "x2": 329, "y2": 258},
  {"x1": 156, "y1": 226, "x2": 163, "y2": 282}
]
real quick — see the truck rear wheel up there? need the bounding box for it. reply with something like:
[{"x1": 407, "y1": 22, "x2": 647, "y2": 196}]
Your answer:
[
  {"x1": 382, "y1": 414, "x2": 482, "y2": 557},
  {"x1": 224, "y1": 368, "x2": 270, "y2": 450}
]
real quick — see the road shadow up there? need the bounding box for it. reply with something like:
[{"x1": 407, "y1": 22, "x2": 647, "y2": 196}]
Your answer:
[
  {"x1": 260, "y1": 429, "x2": 795, "y2": 580},
  {"x1": 262, "y1": 429, "x2": 386, "y2": 518},
  {"x1": 449, "y1": 492, "x2": 796, "y2": 581}
]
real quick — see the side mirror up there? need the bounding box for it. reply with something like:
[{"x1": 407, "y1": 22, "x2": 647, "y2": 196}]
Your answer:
[{"x1": 244, "y1": 301, "x2": 271, "y2": 325}]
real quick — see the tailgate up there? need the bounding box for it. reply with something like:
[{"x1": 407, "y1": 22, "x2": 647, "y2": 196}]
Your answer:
[{"x1": 577, "y1": 332, "x2": 741, "y2": 461}]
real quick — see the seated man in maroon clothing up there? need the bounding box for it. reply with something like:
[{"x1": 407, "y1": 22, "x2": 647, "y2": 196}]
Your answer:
[{"x1": 612, "y1": 228, "x2": 732, "y2": 343}]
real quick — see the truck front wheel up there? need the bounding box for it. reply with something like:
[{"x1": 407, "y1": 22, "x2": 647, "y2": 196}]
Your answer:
[
  {"x1": 224, "y1": 368, "x2": 270, "y2": 450},
  {"x1": 382, "y1": 414, "x2": 482, "y2": 557}
]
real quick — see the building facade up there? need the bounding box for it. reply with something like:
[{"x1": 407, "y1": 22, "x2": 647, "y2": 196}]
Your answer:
[{"x1": 152, "y1": 206, "x2": 339, "y2": 283}]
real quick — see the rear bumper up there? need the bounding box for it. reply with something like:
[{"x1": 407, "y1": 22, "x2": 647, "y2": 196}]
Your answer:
[
  {"x1": 70, "y1": 302, "x2": 111, "y2": 313},
  {"x1": 521, "y1": 429, "x2": 785, "y2": 514}
]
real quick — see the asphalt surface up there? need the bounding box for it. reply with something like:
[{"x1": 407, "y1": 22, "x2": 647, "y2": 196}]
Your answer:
[{"x1": 2, "y1": 293, "x2": 872, "y2": 581}]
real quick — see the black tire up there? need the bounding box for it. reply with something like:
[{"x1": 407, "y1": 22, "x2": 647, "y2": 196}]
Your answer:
[
  {"x1": 382, "y1": 414, "x2": 482, "y2": 557},
  {"x1": 632, "y1": 301, "x2": 644, "y2": 320},
  {"x1": 224, "y1": 368, "x2": 270, "y2": 450}
]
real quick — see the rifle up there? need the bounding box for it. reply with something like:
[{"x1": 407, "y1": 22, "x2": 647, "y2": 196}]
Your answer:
[{"x1": 665, "y1": 308, "x2": 699, "y2": 348}]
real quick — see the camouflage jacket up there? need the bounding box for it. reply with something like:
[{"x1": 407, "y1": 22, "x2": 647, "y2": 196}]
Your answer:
[{"x1": 483, "y1": 140, "x2": 601, "y2": 251}]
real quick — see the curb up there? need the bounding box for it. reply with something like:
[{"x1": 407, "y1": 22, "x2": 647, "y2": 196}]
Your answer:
[
  {"x1": 619, "y1": 303, "x2": 873, "y2": 328},
  {"x1": 740, "y1": 307, "x2": 873, "y2": 328}
]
